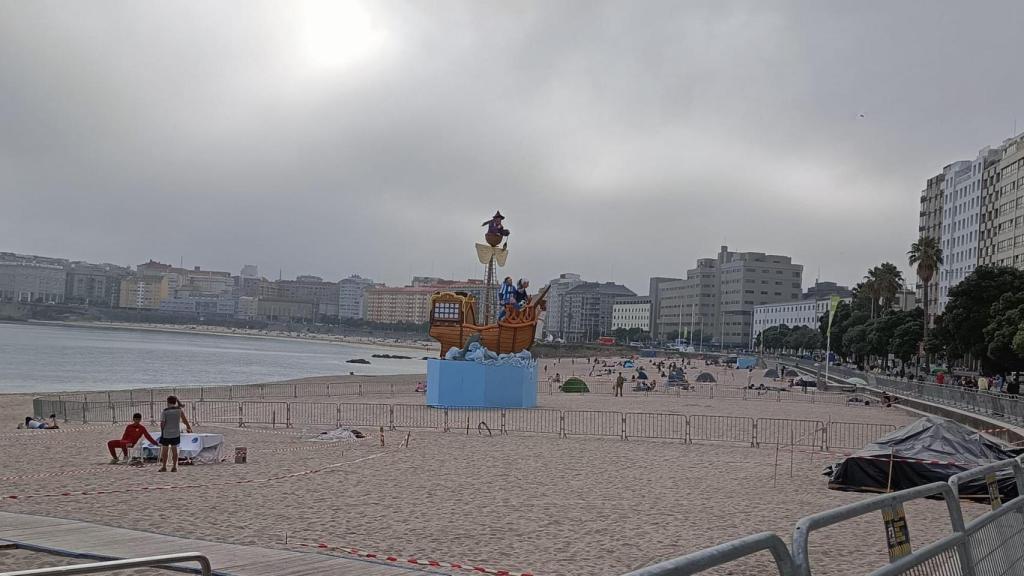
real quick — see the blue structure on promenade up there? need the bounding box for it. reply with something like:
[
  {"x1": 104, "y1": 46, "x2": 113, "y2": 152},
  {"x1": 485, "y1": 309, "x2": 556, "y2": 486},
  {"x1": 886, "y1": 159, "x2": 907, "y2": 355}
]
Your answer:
[{"x1": 426, "y1": 356, "x2": 537, "y2": 408}]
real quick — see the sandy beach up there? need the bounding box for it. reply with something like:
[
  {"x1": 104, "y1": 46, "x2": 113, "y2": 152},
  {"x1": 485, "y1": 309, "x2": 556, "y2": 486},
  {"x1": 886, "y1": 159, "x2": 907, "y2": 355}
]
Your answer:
[{"x1": 1, "y1": 359, "x2": 977, "y2": 576}]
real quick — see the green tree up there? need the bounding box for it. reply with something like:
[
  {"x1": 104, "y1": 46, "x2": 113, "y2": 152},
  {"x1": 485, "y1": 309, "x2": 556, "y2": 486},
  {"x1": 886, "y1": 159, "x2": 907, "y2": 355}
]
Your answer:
[
  {"x1": 938, "y1": 265, "x2": 1024, "y2": 369},
  {"x1": 908, "y1": 236, "x2": 943, "y2": 347},
  {"x1": 863, "y1": 263, "x2": 904, "y2": 318},
  {"x1": 843, "y1": 324, "x2": 871, "y2": 360},
  {"x1": 983, "y1": 292, "x2": 1024, "y2": 373}
]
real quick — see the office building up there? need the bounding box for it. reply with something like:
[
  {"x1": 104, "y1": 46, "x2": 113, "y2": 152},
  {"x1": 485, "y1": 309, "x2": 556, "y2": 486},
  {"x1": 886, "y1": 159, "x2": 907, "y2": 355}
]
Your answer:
[
  {"x1": 541, "y1": 273, "x2": 584, "y2": 339},
  {"x1": 65, "y1": 261, "x2": 130, "y2": 306},
  {"x1": 338, "y1": 275, "x2": 374, "y2": 320},
  {"x1": 118, "y1": 275, "x2": 171, "y2": 309},
  {"x1": 0, "y1": 253, "x2": 67, "y2": 303},
  {"x1": 256, "y1": 297, "x2": 316, "y2": 322},
  {"x1": 751, "y1": 297, "x2": 851, "y2": 344},
  {"x1": 275, "y1": 276, "x2": 340, "y2": 319},
  {"x1": 557, "y1": 282, "x2": 636, "y2": 343},
  {"x1": 654, "y1": 246, "x2": 803, "y2": 347},
  {"x1": 363, "y1": 286, "x2": 435, "y2": 324},
  {"x1": 802, "y1": 282, "x2": 852, "y2": 301},
  {"x1": 611, "y1": 296, "x2": 651, "y2": 332}
]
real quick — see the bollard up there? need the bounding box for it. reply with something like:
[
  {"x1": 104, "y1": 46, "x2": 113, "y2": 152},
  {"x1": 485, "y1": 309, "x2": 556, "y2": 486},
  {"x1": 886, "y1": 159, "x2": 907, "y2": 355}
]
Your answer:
[
  {"x1": 379, "y1": 426, "x2": 385, "y2": 447},
  {"x1": 286, "y1": 404, "x2": 292, "y2": 429},
  {"x1": 238, "y1": 403, "x2": 244, "y2": 428}
]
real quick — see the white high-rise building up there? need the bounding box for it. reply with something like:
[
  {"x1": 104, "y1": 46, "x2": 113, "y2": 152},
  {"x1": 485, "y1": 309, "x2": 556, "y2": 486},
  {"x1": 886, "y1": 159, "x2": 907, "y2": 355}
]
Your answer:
[
  {"x1": 937, "y1": 147, "x2": 1001, "y2": 313},
  {"x1": 938, "y1": 159, "x2": 976, "y2": 313}
]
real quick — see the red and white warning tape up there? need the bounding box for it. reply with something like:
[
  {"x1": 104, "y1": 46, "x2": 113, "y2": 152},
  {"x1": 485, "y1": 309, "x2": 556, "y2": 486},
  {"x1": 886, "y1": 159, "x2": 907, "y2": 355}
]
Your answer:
[
  {"x1": 3, "y1": 452, "x2": 387, "y2": 501},
  {"x1": 295, "y1": 541, "x2": 535, "y2": 576},
  {"x1": 0, "y1": 466, "x2": 131, "y2": 482}
]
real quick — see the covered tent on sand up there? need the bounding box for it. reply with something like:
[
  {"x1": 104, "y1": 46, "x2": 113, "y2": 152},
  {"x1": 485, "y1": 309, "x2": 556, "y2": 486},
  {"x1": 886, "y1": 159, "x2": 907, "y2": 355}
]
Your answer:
[{"x1": 827, "y1": 416, "x2": 1020, "y2": 501}]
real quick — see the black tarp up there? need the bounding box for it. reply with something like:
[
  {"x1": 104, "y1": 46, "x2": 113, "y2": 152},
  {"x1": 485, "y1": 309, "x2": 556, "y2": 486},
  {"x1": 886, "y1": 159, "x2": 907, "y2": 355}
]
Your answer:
[{"x1": 828, "y1": 416, "x2": 1018, "y2": 501}]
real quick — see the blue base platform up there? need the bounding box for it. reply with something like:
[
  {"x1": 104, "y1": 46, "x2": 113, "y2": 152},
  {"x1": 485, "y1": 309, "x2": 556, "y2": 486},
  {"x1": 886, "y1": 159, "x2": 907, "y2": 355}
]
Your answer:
[{"x1": 426, "y1": 358, "x2": 537, "y2": 408}]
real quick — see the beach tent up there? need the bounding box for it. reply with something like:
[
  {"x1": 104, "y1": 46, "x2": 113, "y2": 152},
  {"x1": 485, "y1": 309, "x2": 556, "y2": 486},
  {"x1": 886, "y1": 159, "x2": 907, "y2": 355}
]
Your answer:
[
  {"x1": 667, "y1": 369, "x2": 686, "y2": 382},
  {"x1": 763, "y1": 368, "x2": 779, "y2": 379},
  {"x1": 827, "y1": 416, "x2": 1018, "y2": 501},
  {"x1": 793, "y1": 376, "x2": 817, "y2": 387},
  {"x1": 695, "y1": 372, "x2": 717, "y2": 383},
  {"x1": 636, "y1": 369, "x2": 649, "y2": 380},
  {"x1": 560, "y1": 377, "x2": 590, "y2": 393},
  {"x1": 784, "y1": 369, "x2": 799, "y2": 378},
  {"x1": 623, "y1": 360, "x2": 635, "y2": 369},
  {"x1": 846, "y1": 377, "x2": 868, "y2": 386}
]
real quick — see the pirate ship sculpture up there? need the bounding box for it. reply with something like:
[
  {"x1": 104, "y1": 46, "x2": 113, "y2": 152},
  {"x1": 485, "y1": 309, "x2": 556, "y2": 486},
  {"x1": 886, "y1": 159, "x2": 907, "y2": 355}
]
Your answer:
[{"x1": 428, "y1": 212, "x2": 548, "y2": 357}]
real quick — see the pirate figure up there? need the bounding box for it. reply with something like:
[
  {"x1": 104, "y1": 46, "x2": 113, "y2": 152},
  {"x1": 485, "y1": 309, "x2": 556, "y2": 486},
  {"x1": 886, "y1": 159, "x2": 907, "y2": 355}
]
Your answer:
[{"x1": 482, "y1": 211, "x2": 510, "y2": 247}]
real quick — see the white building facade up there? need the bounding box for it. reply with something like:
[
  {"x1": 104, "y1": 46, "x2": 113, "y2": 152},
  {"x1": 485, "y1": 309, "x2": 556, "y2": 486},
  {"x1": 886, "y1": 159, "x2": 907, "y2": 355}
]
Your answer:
[
  {"x1": 611, "y1": 297, "x2": 651, "y2": 331},
  {"x1": 937, "y1": 151, "x2": 993, "y2": 313},
  {"x1": 338, "y1": 275, "x2": 374, "y2": 320},
  {"x1": 751, "y1": 298, "x2": 851, "y2": 344}
]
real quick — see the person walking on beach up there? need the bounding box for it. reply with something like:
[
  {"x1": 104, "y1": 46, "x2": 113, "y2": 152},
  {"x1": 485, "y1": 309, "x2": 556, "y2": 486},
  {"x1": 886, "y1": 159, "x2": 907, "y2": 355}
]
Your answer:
[
  {"x1": 107, "y1": 412, "x2": 157, "y2": 464},
  {"x1": 614, "y1": 372, "x2": 625, "y2": 397},
  {"x1": 159, "y1": 396, "x2": 192, "y2": 473}
]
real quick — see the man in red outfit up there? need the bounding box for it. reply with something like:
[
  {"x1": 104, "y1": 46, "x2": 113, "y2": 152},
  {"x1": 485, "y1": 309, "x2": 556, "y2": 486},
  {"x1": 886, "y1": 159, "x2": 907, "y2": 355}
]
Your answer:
[{"x1": 107, "y1": 413, "x2": 157, "y2": 464}]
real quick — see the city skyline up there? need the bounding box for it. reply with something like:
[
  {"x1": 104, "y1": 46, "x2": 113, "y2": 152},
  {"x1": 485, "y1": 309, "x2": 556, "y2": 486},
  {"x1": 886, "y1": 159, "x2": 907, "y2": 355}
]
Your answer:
[{"x1": 3, "y1": 2, "x2": 1024, "y2": 295}]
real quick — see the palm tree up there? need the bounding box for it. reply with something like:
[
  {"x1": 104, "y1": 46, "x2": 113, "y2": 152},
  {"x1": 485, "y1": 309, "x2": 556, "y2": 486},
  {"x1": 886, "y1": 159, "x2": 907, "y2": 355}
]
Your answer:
[
  {"x1": 874, "y1": 262, "x2": 904, "y2": 311},
  {"x1": 908, "y1": 236, "x2": 943, "y2": 344},
  {"x1": 862, "y1": 270, "x2": 882, "y2": 319},
  {"x1": 863, "y1": 264, "x2": 904, "y2": 318}
]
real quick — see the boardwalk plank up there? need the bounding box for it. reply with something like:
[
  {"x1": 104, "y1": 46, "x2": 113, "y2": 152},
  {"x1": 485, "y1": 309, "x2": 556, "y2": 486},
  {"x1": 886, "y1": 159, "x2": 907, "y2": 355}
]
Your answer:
[{"x1": 0, "y1": 512, "x2": 440, "y2": 575}]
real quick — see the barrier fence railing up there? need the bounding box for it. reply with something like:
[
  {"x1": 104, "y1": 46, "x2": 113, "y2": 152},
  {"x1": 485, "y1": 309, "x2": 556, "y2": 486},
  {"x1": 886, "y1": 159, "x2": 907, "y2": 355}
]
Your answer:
[
  {"x1": 787, "y1": 358, "x2": 1024, "y2": 426},
  {"x1": 29, "y1": 397, "x2": 899, "y2": 449},
  {"x1": 33, "y1": 378, "x2": 873, "y2": 408},
  {"x1": 618, "y1": 455, "x2": 1024, "y2": 576}
]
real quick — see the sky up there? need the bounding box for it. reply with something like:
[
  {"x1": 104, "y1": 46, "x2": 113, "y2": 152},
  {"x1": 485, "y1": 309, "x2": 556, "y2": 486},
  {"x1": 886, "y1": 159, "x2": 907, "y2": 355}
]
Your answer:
[{"x1": 2, "y1": 1, "x2": 1023, "y2": 295}]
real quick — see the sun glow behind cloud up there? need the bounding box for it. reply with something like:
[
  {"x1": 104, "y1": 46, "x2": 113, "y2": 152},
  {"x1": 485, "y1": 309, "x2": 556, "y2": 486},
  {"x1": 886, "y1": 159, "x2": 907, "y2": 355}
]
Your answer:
[{"x1": 294, "y1": 0, "x2": 389, "y2": 74}]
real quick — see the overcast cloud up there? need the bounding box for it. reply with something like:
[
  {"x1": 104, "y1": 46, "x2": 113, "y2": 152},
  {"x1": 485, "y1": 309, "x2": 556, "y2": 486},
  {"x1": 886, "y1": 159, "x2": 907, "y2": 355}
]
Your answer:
[{"x1": 1, "y1": 1, "x2": 1022, "y2": 293}]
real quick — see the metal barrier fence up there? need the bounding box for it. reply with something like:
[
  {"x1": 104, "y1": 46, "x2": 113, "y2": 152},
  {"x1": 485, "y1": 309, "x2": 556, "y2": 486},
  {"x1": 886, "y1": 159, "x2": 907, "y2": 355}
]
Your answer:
[
  {"x1": 30, "y1": 397, "x2": 898, "y2": 450},
  {"x1": 620, "y1": 455, "x2": 1024, "y2": 576},
  {"x1": 826, "y1": 421, "x2": 899, "y2": 451},
  {"x1": 787, "y1": 358, "x2": 1024, "y2": 426},
  {"x1": 34, "y1": 378, "x2": 870, "y2": 408}
]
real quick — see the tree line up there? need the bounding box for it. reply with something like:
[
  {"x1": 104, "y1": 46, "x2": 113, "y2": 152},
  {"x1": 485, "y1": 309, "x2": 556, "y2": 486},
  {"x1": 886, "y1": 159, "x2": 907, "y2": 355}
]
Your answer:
[{"x1": 816, "y1": 235, "x2": 1024, "y2": 376}]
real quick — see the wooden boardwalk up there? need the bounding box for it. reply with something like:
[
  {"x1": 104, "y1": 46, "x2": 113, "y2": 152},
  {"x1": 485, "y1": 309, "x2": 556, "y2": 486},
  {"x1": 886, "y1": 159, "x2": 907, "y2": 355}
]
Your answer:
[{"x1": 0, "y1": 512, "x2": 444, "y2": 575}]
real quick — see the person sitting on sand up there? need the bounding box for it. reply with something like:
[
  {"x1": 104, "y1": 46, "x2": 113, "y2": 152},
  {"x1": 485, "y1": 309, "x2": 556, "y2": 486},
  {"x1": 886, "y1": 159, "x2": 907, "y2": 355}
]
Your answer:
[
  {"x1": 159, "y1": 396, "x2": 193, "y2": 473},
  {"x1": 107, "y1": 412, "x2": 157, "y2": 464},
  {"x1": 23, "y1": 414, "x2": 58, "y2": 428}
]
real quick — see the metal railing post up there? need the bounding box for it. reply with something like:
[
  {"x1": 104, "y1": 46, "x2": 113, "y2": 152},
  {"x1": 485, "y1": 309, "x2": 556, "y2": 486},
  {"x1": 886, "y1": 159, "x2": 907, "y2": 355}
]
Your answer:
[
  {"x1": 238, "y1": 403, "x2": 244, "y2": 427},
  {"x1": 286, "y1": 403, "x2": 292, "y2": 428}
]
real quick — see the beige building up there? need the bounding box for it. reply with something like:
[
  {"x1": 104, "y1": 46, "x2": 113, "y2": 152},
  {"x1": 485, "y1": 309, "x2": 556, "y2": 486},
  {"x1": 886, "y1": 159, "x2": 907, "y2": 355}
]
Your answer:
[
  {"x1": 364, "y1": 286, "x2": 435, "y2": 324},
  {"x1": 917, "y1": 172, "x2": 944, "y2": 325},
  {"x1": 654, "y1": 246, "x2": 803, "y2": 347},
  {"x1": 982, "y1": 132, "x2": 1024, "y2": 267},
  {"x1": 256, "y1": 297, "x2": 315, "y2": 322},
  {"x1": 611, "y1": 296, "x2": 651, "y2": 331},
  {"x1": 118, "y1": 275, "x2": 171, "y2": 309}
]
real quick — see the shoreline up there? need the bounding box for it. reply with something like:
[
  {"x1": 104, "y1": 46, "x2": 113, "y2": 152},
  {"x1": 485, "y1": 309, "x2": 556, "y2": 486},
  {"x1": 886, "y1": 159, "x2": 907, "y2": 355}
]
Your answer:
[{"x1": 20, "y1": 320, "x2": 438, "y2": 354}]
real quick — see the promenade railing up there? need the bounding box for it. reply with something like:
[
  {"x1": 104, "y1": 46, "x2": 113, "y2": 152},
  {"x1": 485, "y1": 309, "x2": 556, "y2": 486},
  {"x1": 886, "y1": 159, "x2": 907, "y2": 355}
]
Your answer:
[
  {"x1": 30, "y1": 397, "x2": 895, "y2": 449},
  {"x1": 786, "y1": 358, "x2": 1024, "y2": 426},
  {"x1": 621, "y1": 455, "x2": 1024, "y2": 576}
]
